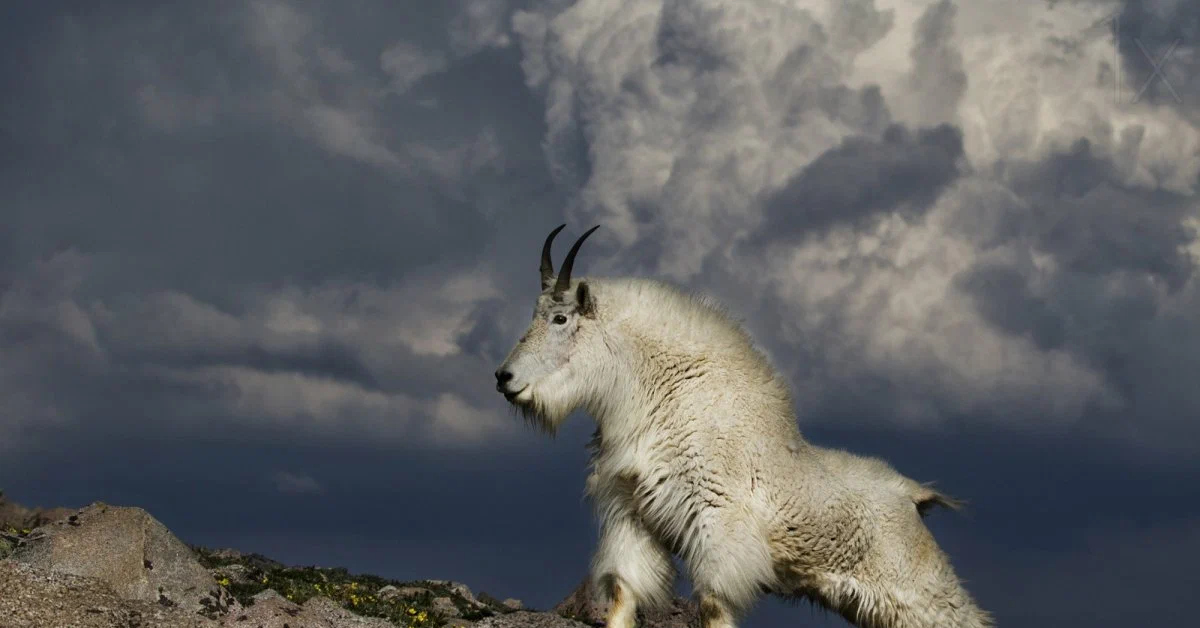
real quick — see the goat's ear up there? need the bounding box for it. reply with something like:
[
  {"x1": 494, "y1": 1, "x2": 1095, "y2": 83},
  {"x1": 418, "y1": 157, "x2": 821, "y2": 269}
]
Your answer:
[{"x1": 576, "y1": 281, "x2": 596, "y2": 318}]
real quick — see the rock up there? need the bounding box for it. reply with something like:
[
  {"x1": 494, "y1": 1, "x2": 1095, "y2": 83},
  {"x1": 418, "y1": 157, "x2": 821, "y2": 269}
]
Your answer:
[
  {"x1": 253, "y1": 588, "x2": 289, "y2": 603},
  {"x1": 210, "y1": 562, "x2": 254, "y2": 585},
  {"x1": 213, "y1": 591, "x2": 395, "y2": 628},
  {"x1": 9, "y1": 502, "x2": 239, "y2": 619},
  {"x1": 425, "y1": 579, "x2": 477, "y2": 603},
  {"x1": 217, "y1": 590, "x2": 301, "y2": 628},
  {"x1": 433, "y1": 595, "x2": 462, "y2": 617},
  {"x1": 378, "y1": 584, "x2": 433, "y2": 600},
  {"x1": 301, "y1": 595, "x2": 396, "y2": 627},
  {"x1": 553, "y1": 576, "x2": 700, "y2": 628},
  {"x1": 501, "y1": 598, "x2": 524, "y2": 611},
  {"x1": 552, "y1": 577, "x2": 608, "y2": 625},
  {"x1": 641, "y1": 599, "x2": 702, "y2": 628},
  {"x1": 201, "y1": 546, "x2": 284, "y2": 571},
  {"x1": 0, "y1": 560, "x2": 217, "y2": 628},
  {"x1": 475, "y1": 590, "x2": 519, "y2": 612},
  {"x1": 442, "y1": 619, "x2": 473, "y2": 628},
  {"x1": 473, "y1": 610, "x2": 591, "y2": 628}
]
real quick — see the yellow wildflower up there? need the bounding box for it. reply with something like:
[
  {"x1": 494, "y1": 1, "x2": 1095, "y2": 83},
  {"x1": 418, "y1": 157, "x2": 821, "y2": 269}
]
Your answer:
[
  {"x1": 217, "y1": 577, "x2": 231, "y2": 587},
  {"x1": 407, "y1": 607, "x2": 417, "y2": 615},
  {"x1": 417, "y1": 611, "x2": 428, "y2": 623}
]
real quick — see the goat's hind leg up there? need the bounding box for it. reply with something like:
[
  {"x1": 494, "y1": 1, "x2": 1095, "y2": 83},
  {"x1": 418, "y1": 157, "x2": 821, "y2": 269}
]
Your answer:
[{"x1": 797, "y1": 513, "x2": 992, "y2": 628}]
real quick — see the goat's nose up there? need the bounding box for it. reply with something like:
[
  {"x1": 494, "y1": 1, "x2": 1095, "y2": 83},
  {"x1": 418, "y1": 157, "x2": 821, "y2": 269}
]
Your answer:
[{"x1": 495, "y1": 369, "x2": 513, "y2": 385}]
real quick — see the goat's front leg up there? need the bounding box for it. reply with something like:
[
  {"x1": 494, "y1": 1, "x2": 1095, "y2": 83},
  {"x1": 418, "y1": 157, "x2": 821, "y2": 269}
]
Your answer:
[
  {"x1": 698, "y1": 592, "x2": 738, "y2": 628},
  {"x1": 590, "y1": 502, "x2": 675, "y2": 628}
]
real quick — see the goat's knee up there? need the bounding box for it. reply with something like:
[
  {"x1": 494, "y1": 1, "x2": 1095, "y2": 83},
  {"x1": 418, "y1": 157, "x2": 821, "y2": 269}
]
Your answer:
[
  {"x1": 697, "y1": 592, "x2": 739, "y2": 628},
  {"x1": 597, "y1": 575, "x2": 639, "y2": 628}
]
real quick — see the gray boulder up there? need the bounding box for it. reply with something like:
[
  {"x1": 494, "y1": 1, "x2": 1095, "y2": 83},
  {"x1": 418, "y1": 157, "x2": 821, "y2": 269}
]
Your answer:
[
  {"x1": 0, "y1": 560, "x2": 216, "y2": 628},
  {"x1": 9, "y1": 502, "x2": 238, "y2": 618}
]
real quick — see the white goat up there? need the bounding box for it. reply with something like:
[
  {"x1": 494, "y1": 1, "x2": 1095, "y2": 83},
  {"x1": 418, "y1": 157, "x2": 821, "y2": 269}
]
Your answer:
[{"x1": 495, "y1": 225, "x2": 993, "y2": 628}]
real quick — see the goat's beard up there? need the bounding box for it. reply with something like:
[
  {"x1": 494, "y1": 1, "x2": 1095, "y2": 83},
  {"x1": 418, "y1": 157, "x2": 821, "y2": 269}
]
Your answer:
[{"x1": 506, "y1": 387, "x2": 572, "y2": 437}]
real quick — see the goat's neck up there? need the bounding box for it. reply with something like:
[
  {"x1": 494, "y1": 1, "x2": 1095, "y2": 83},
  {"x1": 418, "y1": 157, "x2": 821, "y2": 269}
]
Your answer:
[{"x1": 583, "y1": 316, "x2": 699, "y2": 451}]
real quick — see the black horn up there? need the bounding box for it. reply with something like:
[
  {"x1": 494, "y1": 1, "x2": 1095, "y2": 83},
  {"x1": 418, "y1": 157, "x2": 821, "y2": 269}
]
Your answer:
[
  {"x1": 554, "y1": 225, "x2": 600, "y2": 295},
  {"x1": 540, "y1": 224, "x2": 566, "y2": 289}
]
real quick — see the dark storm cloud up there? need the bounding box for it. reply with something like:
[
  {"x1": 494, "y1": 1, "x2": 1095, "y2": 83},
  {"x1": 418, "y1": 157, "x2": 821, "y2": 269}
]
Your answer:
[
  {"x1": 1007, "y1": 138, "x2": 1195, "y2": 288},
  {"x1": 1113, "y1": 0, "x2": 1200, "y2": 111},
  {"x1": 955, "y1": 263, "x2": 1069, "y2": 351},
  {"x1": 760, "y1": 123, "x2": 965, "y2": 237},
  {"x1": 0, "y1": 0, "x2": 565, "y2": 459},
  {"x1": 0, "y1": 0, "x2": 552, "y2": 294},
  {"x1": 947, "y1": 135, "x2": 1200, "y2": 454},
  {"x1": 954, "y1": 136, "x2": 1197, "y2": 359}
]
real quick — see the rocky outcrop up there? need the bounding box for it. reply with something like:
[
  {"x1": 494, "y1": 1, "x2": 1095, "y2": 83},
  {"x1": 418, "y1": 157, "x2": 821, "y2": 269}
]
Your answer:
[
  {"x1": 8, "y1": 502, "x2": 239, "y2": 618},
  {"x1": 0, "y1": 560, "x2": 216, "y2": 628}
]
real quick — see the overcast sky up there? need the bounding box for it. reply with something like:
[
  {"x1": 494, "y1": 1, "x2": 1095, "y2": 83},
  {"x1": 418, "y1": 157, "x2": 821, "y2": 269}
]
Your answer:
[{"x1": 1, "y1": 1, "x2": 1197, "y2": 626}]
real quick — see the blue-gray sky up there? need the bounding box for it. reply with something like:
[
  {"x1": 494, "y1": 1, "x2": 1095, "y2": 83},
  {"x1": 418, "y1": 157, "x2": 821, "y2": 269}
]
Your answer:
[{"x1": 1, "y1": 1, "x2": 1197, "y2": 626}]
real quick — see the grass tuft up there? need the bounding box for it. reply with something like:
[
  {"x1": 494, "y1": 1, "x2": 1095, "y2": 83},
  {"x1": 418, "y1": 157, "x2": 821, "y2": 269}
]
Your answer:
[{"x1": 191, "y1": 545, "x2": 515, "y2": 627}]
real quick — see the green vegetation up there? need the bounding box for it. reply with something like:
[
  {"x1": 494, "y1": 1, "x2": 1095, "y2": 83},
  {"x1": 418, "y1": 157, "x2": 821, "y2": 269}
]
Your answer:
[
  {"x1": 1, "y1": 525, "x2": 32, "y2": 560},
  {"x1": 192, "y1": 545, "x2": 510, "y2": 627}
]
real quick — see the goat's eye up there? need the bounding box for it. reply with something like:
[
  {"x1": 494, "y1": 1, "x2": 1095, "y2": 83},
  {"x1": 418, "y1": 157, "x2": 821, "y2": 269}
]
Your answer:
[{"x1": 552, "y1": 314, "x2": 568, "y2": 325}]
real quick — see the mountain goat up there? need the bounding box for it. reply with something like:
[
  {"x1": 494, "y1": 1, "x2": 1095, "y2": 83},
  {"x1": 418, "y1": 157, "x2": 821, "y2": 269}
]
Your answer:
[{"x1": 494, "y1": 225, "x2": 992, "y2": 628}]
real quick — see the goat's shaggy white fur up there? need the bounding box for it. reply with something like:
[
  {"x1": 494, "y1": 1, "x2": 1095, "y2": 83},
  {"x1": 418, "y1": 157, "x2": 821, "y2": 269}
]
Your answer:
[{"x1": 497, "y1": 273, "x2": 992, "y2": 628}]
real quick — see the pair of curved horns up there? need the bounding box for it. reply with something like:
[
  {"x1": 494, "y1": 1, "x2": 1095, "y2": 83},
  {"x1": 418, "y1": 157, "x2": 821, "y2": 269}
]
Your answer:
[{"x1": 540, "y1": 224, "x2": 600, "y2": 294}]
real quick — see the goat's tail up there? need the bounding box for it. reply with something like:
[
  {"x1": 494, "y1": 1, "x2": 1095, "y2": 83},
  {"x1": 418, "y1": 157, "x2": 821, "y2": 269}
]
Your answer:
[{"x1": 912, "y1": 482, "x2": 966, "y2": 517}]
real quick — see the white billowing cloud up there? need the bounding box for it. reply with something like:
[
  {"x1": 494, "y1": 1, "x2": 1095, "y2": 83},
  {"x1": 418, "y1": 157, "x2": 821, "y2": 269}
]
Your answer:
[
  {"x1": 409, "y1": 127, "x2": 507, "y2": 185},
  {"x1": 381, "y1": 41, "x2": 448, "y2": 93},
  {"x1": 449, "y1": 0, "x2": 514, "y2": 57},
  {"x1": 0, "y1": 254, "x2": 518, "y2": 454},
  {"x1": 0, "y1": 251, "x2": 107, "y2": 454},
  {"x1": 245, "y1": 0, "x2": 411, "y2": 172},
  {"x1": 427, "y1": 392, "x2": 513, "y2": 446},
  {"x1": 944, "y1": 0, "x2": 1200, "y2": 191},
  {"x1": 94, "y1": 0, "x2": 503, "y2": 182},
  {"x1": 757, "y1": 178, "x2": 1116, "y2": 428},
  {"x1": 246, "y1": 266, "x2": 503, "y2": 359},
  {"x1": 153, "y1": 364, "x2": 508, "y2": 448},
  {"x1": 272, "y1": 470, "x2": 325, "y2": 495},
  {"x1": 514, "y1": 0, "x2": 1200, "y2": 452},
  {"x1": 515, "y1": 0, "x2": 893, "y2": 278},
  {"x1": 113, "y1": 262, "x2": 502, "y2": 367},
  {"x1": 243, "y1": 0, "x2": 509, "y2": 180},
  {"x1": 129, "y1": 264, "x2": 512, "y2": 445}
]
